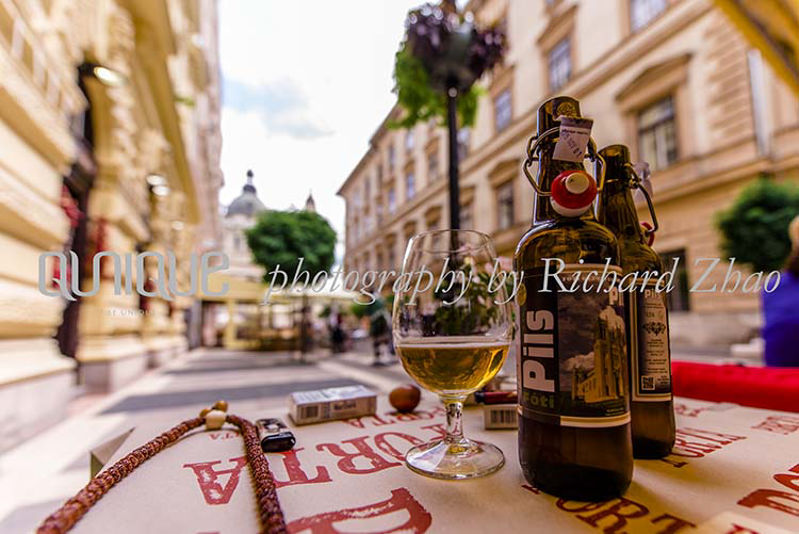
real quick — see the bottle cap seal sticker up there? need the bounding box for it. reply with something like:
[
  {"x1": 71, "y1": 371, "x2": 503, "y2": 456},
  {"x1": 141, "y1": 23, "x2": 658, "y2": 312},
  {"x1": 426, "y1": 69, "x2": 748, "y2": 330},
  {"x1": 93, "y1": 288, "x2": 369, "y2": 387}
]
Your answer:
[{"x1": 553, "y1": 116, "x2": 594, "y2": 162}]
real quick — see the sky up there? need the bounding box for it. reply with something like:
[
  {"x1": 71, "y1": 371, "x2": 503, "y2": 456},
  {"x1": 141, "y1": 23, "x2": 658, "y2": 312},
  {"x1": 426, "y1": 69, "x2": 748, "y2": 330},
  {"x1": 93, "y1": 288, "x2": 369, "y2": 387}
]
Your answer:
[{"x1": 217, "y1": 0, "x2": 425, "y2": 259}]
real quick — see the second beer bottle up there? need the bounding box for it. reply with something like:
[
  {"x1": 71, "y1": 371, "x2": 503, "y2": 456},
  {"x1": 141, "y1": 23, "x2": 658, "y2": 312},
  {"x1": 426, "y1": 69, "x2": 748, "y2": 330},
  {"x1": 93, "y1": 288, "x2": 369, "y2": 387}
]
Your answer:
[
  {"x1": 516, "y1": 97, "x2": 633, "y2": 501},
  {"x1": 597, "y1": 144, "x2": 676, "y2": 459}
]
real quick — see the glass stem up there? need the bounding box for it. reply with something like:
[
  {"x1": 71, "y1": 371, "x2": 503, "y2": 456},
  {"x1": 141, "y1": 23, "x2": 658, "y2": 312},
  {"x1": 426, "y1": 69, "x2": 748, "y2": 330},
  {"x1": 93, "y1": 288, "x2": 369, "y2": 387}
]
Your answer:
[{"x1": 444, "y1": 398, "x2": 466, "y2": 446}]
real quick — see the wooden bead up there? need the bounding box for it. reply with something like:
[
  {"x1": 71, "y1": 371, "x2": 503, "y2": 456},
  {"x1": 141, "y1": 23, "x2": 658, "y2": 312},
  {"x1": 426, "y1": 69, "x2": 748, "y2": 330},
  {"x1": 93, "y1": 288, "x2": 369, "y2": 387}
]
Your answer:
[
  {"x1": 199, "y1": 408, "x2": 210, "y2": 418},
  {"x1": 213, "y1": 400, "x2": 229, "y2": 412},
  {"x1": 205, "y1": 409, "x2": 226, "y2": 430}
]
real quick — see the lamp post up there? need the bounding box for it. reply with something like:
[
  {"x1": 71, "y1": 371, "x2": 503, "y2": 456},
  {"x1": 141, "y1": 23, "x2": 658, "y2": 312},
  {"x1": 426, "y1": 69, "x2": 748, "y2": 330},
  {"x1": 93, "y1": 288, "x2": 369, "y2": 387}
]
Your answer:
[{"x1": 446, "y1": 87, "x2": 460, "y2": 229}]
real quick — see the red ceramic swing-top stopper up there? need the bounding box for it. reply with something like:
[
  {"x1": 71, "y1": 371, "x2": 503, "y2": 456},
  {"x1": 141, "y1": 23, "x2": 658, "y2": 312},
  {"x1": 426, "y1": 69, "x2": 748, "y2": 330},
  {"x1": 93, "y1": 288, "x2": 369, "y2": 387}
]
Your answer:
[
  {"x1": 550, "y1": 170, "x2": 597, "y2": 217},
  {"x1": 641, "y1": 221, "x2": 656, "y2": 246}
]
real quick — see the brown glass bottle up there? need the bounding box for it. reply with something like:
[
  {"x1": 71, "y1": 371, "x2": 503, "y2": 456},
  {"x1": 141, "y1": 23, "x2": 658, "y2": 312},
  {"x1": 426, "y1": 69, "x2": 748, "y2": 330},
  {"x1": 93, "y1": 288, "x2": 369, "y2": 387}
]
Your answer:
[
  {"x1": 515, "y1": 98, "x2": 633, "y2": 501},
  {"x1": 597, "y1": 144, "x2": 675, "y2": 459}
]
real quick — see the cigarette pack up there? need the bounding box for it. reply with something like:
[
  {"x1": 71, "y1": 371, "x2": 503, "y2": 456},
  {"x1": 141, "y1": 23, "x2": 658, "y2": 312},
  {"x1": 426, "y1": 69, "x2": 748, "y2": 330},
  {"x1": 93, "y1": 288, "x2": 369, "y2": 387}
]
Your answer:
[
  {"x1": 289, "y1": 385, "x2": 377, "y2": 425},
  {"x1": 483, "y1": 404, "x2": 518, "y2": 430}
]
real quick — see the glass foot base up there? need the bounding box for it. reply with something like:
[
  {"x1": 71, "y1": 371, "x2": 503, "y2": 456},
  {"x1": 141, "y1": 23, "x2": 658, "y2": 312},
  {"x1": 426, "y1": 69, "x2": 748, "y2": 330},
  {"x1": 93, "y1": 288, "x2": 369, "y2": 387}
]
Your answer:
[{"x1": 405, "y1": 439, "x2": 505, "y2": 480}]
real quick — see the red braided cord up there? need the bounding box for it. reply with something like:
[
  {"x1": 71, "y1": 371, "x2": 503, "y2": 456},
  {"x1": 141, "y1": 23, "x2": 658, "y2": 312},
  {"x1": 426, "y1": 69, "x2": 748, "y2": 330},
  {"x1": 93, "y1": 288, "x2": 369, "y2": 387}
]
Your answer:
[
  {"x1": 226, "y1": 414, "x2": 287, "y2": 533},
  {"x1": 37, "y1": 415, "x2": 287, "y2": 534}
]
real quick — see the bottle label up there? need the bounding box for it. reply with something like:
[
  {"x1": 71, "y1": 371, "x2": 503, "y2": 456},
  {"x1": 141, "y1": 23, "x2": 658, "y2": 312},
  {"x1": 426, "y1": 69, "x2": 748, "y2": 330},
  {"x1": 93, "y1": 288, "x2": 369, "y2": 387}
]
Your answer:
[
  {"x1": 517, "y1": 264, "x2": 630, "y2": 428},
  {"x1": 627, "y1": 281, "x2": 672, "y2": 401}
]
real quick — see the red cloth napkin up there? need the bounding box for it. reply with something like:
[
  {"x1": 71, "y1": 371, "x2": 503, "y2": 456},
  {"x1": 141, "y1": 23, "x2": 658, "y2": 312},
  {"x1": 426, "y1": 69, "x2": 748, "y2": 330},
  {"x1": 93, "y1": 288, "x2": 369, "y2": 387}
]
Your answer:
[{"x1": 672, "y1": 361, "x2": 799, "y2": 413}]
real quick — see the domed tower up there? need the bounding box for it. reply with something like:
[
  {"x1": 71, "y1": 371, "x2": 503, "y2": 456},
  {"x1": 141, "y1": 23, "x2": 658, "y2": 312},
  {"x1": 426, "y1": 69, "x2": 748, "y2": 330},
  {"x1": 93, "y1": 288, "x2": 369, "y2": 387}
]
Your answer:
[
  {"x1": 227, "y1": 170, "x2": 267, "y2": 219},
  {"x1": 223, "y1": 170, "x2": 267, "y2": 280},
  {"x1": 304, "y1": 190, "x2": 316, "y2": 213}
]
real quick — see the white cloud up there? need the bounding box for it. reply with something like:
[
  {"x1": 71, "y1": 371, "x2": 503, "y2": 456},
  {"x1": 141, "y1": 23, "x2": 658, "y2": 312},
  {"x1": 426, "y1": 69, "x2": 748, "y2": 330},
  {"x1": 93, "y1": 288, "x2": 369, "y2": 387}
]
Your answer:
[
  {"x1": 217, "y1": 0, "x2": 423, "y2": 262},
  {"x1": 564, "y1": 352, "x2": 595, "y2": 371}
]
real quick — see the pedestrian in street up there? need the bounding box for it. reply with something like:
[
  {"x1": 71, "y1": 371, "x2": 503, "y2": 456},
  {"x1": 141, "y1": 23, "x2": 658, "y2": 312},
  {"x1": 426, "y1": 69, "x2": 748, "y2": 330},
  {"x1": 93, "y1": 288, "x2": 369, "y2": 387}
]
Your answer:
[
  {"x1": 369, "y1": 301, "x2": 391, "y2": 366},
  {"x1": 762, "y1": 215, "x2": 799, "y2": 367},
  {"x1": 330, "y1": 312, "x2": 345, "y2": 354}
]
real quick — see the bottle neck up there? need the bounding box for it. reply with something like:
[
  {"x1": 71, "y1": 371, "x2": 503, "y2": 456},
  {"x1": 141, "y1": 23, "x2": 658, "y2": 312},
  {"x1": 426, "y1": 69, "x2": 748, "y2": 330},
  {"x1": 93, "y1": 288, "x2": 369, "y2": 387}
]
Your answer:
[
  {"x1": 597, "y1": 178, "x2": 646, "y2": 243},
  {"x1": 533, "y1": 148, "x2": 593, "y2": 225}
]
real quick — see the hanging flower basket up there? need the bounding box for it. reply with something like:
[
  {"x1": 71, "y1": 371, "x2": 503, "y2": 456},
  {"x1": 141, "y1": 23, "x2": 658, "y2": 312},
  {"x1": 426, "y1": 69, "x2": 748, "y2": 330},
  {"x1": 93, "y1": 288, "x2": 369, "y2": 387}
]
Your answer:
[{"x1": 393, "y1": 3, "x2": 505, "y2": 129}]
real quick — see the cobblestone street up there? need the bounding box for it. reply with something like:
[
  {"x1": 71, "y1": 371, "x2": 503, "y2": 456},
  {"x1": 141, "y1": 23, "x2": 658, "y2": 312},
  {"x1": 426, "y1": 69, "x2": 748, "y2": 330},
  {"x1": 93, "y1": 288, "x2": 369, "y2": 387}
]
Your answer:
[{"x1": 0, "y1": 348, "x2": 415, "y2": 533}]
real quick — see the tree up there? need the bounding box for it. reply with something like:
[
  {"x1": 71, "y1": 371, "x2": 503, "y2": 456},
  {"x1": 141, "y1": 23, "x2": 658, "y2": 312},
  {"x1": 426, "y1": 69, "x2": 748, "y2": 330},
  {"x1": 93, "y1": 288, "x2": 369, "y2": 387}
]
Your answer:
[
  {"x1": 716, "y1": 177, "x2": 799, "y2": 273},
  {"x1": 246, "y1": 210, "x2": 336, "y2": 279},
  {"x1": 246, "y1": 210, "x2": 337, "y2": 355}
]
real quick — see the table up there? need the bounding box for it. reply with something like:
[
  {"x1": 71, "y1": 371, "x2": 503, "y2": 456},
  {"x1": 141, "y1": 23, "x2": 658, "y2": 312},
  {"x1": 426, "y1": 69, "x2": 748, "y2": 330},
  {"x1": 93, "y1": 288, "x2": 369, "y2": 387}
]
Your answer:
[{"x1": 69, "y1": 397, "x2": 799, "y2": 533}]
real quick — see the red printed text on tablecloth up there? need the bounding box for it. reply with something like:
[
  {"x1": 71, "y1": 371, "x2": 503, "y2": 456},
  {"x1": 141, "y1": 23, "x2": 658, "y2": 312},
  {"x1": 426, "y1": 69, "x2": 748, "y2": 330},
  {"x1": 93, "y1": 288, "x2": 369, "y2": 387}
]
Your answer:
[
  {"x1": 285, "y1": 487, "x2": 432, "y2": 533},
  {"x1": 739, "y1": 463, "x2": 799, "y2": 519},
  {"x1": 658, "y1": 428, "x2": 746, "y2": 468},
  {"x1": 751, "y1": 415, "x2": 799, "y2": 435},
  {"x1": 522, "y1": 486, "x2": 696, "y2": 533},
  {"x1": 181, "y1": 410, "x2": 452, "y2": 533}
]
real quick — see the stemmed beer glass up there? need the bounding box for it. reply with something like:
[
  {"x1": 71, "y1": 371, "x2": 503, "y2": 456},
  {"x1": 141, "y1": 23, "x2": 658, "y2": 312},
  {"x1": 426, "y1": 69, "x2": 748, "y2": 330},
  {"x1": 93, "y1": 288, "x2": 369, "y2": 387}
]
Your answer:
[{"x1": 393, "y1": 229, "x2": 512, "y2": 479}]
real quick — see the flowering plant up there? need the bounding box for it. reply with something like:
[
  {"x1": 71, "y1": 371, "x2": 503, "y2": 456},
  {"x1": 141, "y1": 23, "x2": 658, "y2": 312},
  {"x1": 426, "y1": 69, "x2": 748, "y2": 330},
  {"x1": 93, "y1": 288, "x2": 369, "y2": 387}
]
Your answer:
[{"x1": 392, "y1": 3, "x2": 505, "y2": 129}]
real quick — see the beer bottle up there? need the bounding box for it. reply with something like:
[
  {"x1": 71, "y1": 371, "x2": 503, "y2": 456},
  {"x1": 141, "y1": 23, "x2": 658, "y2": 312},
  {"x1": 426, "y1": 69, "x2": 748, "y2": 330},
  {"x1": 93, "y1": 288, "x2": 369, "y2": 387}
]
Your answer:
[
  {"x1": 516, "y1": 97, "x2": 633, "y2": 501},
  {"x1": 597, "y1": 144, "x2": 675, "y2": 459}
]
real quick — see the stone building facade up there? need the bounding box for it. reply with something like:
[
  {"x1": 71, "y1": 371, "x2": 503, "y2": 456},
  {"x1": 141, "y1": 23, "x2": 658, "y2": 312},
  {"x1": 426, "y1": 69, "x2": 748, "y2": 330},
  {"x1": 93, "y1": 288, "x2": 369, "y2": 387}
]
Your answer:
[
  {"x1": 0, "y1": 0, "x2": 222, "y2": 450},
  {"x1": 337, "y1": 0, "x2": 799, "y2": 349}
]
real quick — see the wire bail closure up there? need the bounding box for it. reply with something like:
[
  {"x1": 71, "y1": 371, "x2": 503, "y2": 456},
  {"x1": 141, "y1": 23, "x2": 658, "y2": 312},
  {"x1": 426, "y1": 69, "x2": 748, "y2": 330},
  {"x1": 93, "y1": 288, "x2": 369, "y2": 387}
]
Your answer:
[
  {"x1": 624, "y1": 162, "x2": 659, "y2": 237},
  {"x1": 522, "y1": 126, "x2": 606, "y2": 197}
]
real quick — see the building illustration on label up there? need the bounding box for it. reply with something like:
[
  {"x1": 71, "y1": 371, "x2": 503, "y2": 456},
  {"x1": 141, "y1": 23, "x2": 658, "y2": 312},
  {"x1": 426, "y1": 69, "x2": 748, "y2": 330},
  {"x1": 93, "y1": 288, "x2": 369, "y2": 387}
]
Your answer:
[
  {"x1": 570, "y1": 306, "x2": 626, "y2": 404},
  {"x1": 520, "y1": 266, "x2": 629, "y2": 426}
]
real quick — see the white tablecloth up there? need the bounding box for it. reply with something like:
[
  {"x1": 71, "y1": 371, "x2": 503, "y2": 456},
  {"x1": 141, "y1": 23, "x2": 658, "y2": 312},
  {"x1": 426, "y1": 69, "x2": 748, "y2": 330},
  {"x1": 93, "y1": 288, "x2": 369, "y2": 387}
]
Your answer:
[{"x1": 70, "y1": 397, "x2": 799, "y2": 533}]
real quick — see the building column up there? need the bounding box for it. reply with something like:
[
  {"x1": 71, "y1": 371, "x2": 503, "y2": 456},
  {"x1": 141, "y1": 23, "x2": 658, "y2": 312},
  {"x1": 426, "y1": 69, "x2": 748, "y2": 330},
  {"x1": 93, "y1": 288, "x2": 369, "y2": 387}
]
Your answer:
[
  {"x1": 0, "y1": 48, "x2": 82, "y2": 450},
  {"x1": 224, "y1": 298, "x2": 237, "y2": 348},
  {"x1": 76, "y1": 179, "x2": 151, "y2": 391}
]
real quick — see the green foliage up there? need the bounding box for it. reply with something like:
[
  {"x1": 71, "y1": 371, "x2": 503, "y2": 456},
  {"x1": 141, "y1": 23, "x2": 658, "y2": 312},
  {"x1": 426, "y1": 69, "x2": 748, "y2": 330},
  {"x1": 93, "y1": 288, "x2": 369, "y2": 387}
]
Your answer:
[
  {"x1": 431, "y1": 266, "x2": 504, "y2": 336},
  {"x1": 350, "y1": 298, "x2": 389, "y2": 319},
  {"x1": 716, "y1": 177, "x2": 799, "y2": 272},
  {"x1": 350, "y1": 302, "x2": 369, "y2": 319},
  {"x1": 246, "y1": 210, "x2": 337, "y2": 283},
  {"x1": 392, "y1": 46, "x2": 480, "y2": 130}
]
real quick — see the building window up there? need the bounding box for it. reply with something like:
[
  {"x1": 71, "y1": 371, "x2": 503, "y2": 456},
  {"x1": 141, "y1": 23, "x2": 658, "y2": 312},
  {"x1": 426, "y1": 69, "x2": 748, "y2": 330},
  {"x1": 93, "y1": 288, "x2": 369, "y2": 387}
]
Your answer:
[
  {"x1": 388, "y1": 188, "x2": 396, "y2": 213},
  {"x1": 364, "y1": 176, "x2": 371, "y2": 201},
  {"x1": 387, "y1": 244, "x2": 396, "y2": 270},
  {"x1": 428, "y1": 153, "x2": 439, "y2": 182},
  {"x1": 660, "y1": 249, "x2": 690, "y2": 311},
  {"x1": 548, "y1": 37, "x2": 572, "y2": 92},
  {"x1": 388, "y1": 145, "x2": 395, "y2": 171},
  {"x1": 630, "y1": 0, "x2": 668, "y2": 33},
  {"x1": 457, "y1": 128, "x2": 471, "y2": 162},
  {"x1": 427, "y1": 216, "x2": 442, "y2": 249},
  {"x1": 459, "y1": 202, "x2": 473, "y2": 229},
  {"x1": 376, "y1": 203, "x2": 383, "y2": 225},
  {"x1": 496, "y1": 181, "x2": 515, "y2": 230},
  {"x1": 638, "y1": 96, "x2": 678, "y2": 171},
  {"x1": 405, "y1": 130, "x2": 414, "y2": 151},
  {"x1": 405, "y1": 173, "x2": 415, "y2": 201},
  {"x1": 377, "y1": 164, "x2": 383, "y2": 183},
  {"x1": 494, "y1": 89, "x2": 512, "y2": 132}
]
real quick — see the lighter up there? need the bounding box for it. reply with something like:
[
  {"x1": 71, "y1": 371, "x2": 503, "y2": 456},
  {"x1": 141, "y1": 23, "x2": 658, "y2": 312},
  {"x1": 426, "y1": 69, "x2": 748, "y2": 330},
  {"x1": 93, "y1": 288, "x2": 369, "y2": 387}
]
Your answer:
[{"x1": 256, "y1": 418, "x2": 296, "y2": 453}]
